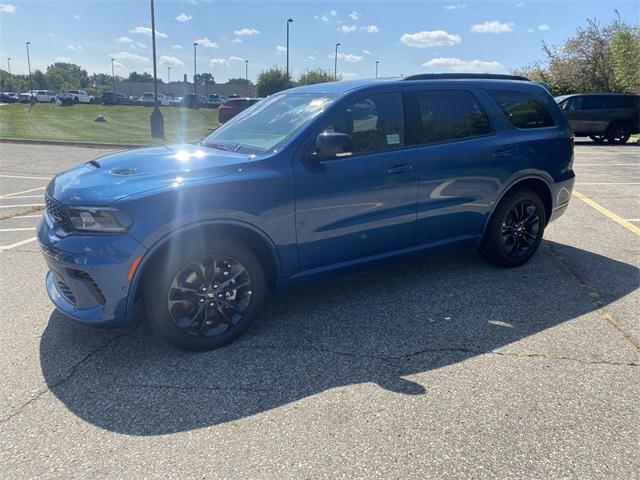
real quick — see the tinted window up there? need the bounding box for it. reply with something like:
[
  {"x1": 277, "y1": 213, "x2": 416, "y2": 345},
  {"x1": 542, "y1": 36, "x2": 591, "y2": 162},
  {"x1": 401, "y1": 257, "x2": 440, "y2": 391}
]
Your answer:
[
  {"x1": 321, "y1": 93, "x2": 405, "y2": 154},
  {"x1": 604, "y1": 95, "x2": 637, "y2": 109},
  {"x1": 414, "y1": 90, "x2": 491, "y2": 144},
  {"x1": 489, "y1": 90, "x2": 556, "y2": 129},
  {"x1": 582, "y1": 96, "x2": 607, "y2": 109},
  {"x1": 563, "y1": 96, "x2": 583, "y2": 111}
]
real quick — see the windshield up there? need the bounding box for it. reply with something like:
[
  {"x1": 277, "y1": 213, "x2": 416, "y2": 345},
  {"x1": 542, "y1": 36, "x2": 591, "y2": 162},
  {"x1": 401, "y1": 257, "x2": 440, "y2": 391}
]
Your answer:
[{"x1": 203, "y1": 93, "x2": 337, "y2": 155}]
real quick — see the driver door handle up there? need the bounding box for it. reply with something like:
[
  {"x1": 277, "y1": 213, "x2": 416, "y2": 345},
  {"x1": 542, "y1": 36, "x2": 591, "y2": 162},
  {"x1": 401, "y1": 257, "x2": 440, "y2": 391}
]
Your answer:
[{"x1": 387, "y1": 164, "x2": 414, "y2": 174}]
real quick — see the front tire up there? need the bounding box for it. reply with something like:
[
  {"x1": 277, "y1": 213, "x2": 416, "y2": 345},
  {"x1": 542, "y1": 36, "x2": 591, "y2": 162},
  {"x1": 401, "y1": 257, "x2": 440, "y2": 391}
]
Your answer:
[
  {"x1": 143, "y1": 238, "x2": 266, "y2": 350},
  {"x1": 479, "y1": 188, "x2": 546, "y2": 267}
]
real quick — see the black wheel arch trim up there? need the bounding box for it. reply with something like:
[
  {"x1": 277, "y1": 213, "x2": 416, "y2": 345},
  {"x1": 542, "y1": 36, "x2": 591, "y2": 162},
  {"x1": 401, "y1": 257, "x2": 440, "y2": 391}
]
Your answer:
[{"x1": 126, "y1": 218, "x2": 282, "y2": 321}]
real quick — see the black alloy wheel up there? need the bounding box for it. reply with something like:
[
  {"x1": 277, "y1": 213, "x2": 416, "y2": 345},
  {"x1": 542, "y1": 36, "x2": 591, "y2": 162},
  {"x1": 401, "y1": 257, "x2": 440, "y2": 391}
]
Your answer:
[{"x1": 500, "y1": 200, "x2": 541, "y2": 259}]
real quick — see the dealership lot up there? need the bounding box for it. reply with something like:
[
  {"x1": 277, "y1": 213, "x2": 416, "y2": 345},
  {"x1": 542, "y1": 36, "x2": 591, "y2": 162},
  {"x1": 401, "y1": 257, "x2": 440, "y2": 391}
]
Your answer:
[{"x1": 0, "y1": 141, "x2": 638, "y2": 478}]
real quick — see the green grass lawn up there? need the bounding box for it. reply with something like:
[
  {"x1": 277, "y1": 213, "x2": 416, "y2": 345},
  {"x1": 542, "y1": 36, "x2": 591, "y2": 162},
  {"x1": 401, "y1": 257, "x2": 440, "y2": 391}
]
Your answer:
[{"x1": 0, "y1": 103, "x2": 219, "y2": 145}]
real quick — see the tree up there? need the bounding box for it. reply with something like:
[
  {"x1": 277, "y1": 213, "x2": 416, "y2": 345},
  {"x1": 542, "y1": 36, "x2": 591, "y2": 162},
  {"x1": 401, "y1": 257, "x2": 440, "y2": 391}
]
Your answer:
[
  {"x1": 45, "y1": 62, "x2": 89, "y2": 90},
  {"x1": 256, "y1": 66, "x2": 292, "y2": 96},
  {"x1": 227, "y1": 77, "x2": 250, "y2": 85},
  {"x1": 128, "y1": 71, "x2": 154, "y2": 82},
  {"x1": 195, "y1": 73, "x2": 215, "y2": 85},
  {"x1": 610, "y1": 22, "x2": 640, "y2": 92},
  {"x1": 298, "y1": 68, "x2": 339, "y2": 86}
]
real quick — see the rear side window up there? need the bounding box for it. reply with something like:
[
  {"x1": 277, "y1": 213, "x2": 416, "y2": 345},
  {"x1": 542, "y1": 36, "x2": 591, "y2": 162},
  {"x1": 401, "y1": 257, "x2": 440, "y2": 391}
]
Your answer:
[
  {"x1": 414, "y1": 90, "x2": 492, "y2": 144},
  {"x1": 489, "y1": 90, "x2": 556, "y2": 129},
  {"x1": 605, "y1": 96, "x2": 637, "y2": 108}
]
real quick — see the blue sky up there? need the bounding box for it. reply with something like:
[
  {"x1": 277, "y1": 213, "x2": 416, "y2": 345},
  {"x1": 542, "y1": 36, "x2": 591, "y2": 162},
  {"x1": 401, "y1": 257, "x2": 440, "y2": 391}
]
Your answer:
[{"x1": 0, "y1": 0, "x2": 637, "y2": 83}]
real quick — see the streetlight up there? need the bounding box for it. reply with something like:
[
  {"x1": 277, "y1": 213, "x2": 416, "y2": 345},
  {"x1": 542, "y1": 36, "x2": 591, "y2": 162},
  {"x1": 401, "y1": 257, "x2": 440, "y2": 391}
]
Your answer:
[
  {"x1": 375, "y1": 61, "x2": 379, "y2": 78},
  {"x1": 6, "y1": 57, "x2": 10, "y2": 90},
  {"x1": 245, "y1": 59, "x2": 249, "y2": 96},
  {"x1": 25, "y1": 42, "x2": 33, "y2": 101},
  {"x1": 286, "y1": 18, "x2": 293, "y2": 79},
  {"x1": 334, "y1": 42, "x2": 340, "y2": 79},
  {"x1": 167, "y1": 66, "x2": 171, "y2": 96},
  {"x1": 111, "y1": 58, "x2": 116, "y2": 92},
  {"x1": 149, "y1": 0, "x2": 164, "y2": 138},
  {"x1": 193, "y1": 42, "x2": 198, "y2": 100}
]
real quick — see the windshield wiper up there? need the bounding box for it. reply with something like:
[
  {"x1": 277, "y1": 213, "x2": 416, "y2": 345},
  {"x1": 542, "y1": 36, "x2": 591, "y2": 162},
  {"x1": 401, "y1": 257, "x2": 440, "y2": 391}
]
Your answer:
[{"x1": 205, "y1": 142, "x2": 238, "y2": 152}]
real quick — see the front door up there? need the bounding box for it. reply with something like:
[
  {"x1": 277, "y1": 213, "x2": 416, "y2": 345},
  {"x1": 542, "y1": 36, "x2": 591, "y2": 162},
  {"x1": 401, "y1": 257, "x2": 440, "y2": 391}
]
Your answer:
[{"x1": 294, "y1": 91, "x2": 418, "y2": 269}]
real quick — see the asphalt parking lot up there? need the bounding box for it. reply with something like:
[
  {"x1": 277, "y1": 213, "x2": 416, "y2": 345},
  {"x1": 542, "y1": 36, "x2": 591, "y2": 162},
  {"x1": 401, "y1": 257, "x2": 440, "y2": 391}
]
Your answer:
[{"x1": 0, "y1": 141, "x2": 638, "y2": 479}]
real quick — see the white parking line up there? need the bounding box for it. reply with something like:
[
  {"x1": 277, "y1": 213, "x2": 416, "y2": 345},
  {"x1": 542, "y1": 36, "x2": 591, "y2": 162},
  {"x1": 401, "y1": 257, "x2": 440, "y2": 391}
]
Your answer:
[
  {"x1": 0, "y1": 204, "x2": 45, "y2": 208},
  {"x1": 578, "y1": 164, "x2": 638, "y2": 166},
  {"x1": 0, "y1": 174, "x2": 51, "y2": 180},
  {"x1": 0, "y1": 186, "x2": 45, "y2": 198},
  {"x1": 0, "y1": 227, "x2": 36, "y2": 232},
  {"x1": 0, "y1": 237, "x2": 37, "y2": 251},
  {"x1": 575, "y1": 182, "x2": 640, "y2": 185},
  {"x1": 0, "y1": 195, "x2": 43, "y2": 199},
  {"x1": 8, "y1": 214, "x2": 42, "y2": 219}
]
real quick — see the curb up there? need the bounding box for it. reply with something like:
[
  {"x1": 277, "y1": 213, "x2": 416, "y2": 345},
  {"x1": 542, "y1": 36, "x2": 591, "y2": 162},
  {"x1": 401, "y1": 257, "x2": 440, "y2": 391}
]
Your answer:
[{"x1": 0, "y1": 138, "x2": 148, "y2": 149}]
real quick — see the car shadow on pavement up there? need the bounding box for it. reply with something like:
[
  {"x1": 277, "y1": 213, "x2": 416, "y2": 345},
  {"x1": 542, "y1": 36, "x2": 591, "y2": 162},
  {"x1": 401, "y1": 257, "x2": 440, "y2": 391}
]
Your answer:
[{"x1": 39, "y1": 241, "x2": 638, "y2": 436}]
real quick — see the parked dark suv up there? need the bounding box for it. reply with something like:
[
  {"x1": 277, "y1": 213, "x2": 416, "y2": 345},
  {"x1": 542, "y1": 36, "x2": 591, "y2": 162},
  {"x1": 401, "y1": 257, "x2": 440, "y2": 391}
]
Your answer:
[
  {"x1": 38, "y1": 74, "x2": 575, "y2": 350},
  {"x1": 555, "y1": 93, "x2": 640, "y2": 144},
  {"x1": 102, "y1": 91, "x2": 134, "y2": 106}
]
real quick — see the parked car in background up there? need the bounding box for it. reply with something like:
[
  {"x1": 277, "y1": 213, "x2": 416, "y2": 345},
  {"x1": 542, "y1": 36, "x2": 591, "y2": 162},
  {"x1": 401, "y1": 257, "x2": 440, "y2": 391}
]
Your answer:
[
  {"x1": 18, "y1": 92, "x2": 34, "y2": 103},
  {"x1": 102, "y1": 91, "x2": 134, "y2": 105},
  {"x1": 183, "y1": 94, "x2": 207, "y2": 108},
  {"x1": 55, "y1": 92, "x2": 76, "y2": 106},
  {"x1": 34, "y1": 90, "x2": 58, "y2": 103},
  {"x1": 218, "y1": 97, "x2": 261, "y2": 123},
  {"x1": 136, "y1": 92, "x2": 170, "y2": 107},
  {"x1": 228, "y1": 93, "x2": 240, "y2": 99},
  {"x1": 205, "y1": 94, "x2": 223, "y2": 108},
  {"x1": 0, "y1": 92, "x2": 19, "y2": 103},
  {"x1": 555, "y1": 93, "x2": 640, "y2": 144},
  {"x1": 68, "y1": 90, "x2": 95, "y2": 104},
  {"x1": 38, "y1": 74, "x2": 575, "y2": 350},
  {"x1": 169, "y1": 96, "x2": 183, "y2": 107}
]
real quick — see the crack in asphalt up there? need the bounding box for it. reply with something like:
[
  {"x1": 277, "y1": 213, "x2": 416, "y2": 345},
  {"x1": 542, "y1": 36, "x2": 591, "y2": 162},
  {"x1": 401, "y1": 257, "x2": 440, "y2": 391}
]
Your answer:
[{"x1": 0, "y1": 333, "x2": 125, "y2": 425}]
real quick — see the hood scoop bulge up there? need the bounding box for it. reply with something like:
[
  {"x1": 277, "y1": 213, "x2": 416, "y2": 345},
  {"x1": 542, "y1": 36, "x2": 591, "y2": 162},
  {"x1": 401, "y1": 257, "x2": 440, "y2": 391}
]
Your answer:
[{"x1": 110, "y1": 166, "x2": 140, "y2": 176}]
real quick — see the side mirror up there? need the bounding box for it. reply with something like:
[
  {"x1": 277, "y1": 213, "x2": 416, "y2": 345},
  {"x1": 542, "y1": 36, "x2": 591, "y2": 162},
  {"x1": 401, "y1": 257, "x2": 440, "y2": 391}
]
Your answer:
[{"x1": 306, "y1": 132, "x2": 353, "y2": 162}]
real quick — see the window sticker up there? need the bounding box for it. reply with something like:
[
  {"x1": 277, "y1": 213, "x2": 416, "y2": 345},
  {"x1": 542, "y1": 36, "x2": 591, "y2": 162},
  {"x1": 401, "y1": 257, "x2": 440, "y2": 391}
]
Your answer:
[{"x1": 386, "y1": 133, "x2": 400, "y2": 145}]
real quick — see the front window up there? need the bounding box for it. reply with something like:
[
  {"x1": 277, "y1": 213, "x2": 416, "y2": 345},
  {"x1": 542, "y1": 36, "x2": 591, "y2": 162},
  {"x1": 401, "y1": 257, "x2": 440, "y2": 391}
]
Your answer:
[{"x1": 204, "y1": 93, "x2": 336, "y2": 155}]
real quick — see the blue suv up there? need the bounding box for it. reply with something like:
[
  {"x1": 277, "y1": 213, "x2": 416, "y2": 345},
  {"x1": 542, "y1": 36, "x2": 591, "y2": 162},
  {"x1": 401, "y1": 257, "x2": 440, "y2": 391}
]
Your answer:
[{"x1": 38, "y1": 74, "x2": 575, "y2": 350}]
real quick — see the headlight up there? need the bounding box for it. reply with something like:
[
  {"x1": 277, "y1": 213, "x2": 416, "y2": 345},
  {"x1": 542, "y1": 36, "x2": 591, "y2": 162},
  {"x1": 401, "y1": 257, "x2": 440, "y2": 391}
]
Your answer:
[{"x1": 68, "y1": 207, "x2": 132, "y2": 233}]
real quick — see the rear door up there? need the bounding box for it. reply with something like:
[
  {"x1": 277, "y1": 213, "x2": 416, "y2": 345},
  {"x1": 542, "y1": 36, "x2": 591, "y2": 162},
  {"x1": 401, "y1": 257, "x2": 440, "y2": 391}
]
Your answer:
[{"x1": 409, "y1": 86, "x2": 514, "y2": 244}]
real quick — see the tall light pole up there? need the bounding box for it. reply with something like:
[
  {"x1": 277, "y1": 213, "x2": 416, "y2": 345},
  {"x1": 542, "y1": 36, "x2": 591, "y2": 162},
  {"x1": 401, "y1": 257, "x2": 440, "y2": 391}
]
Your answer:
[
  {"x1": 286, "y1": 18, "x2": 293, "y2": 79},
  {"x1": 245, "y1": 59, "x2": 249, "y2": 96},
  {"x1": 111, "y1": 58, "x2": 116, "y2": 92},
  {"x1": 149, "y1": 0, "x2": 164, "y2": 138},
  {"x1": 25, "y1": 42, "x2": 33, "y2": 101},
  {"x1": 6, "y1": 57, "x2": 10, "y2": 90},
  {"x1": 334, "y1": 42, "x2": 340, "y2": 79},
  {"x1": 375, "y1": 61, "x2": 379, "y2": 78},
  {"x1": 193, "y1": 42, "x2": 198, "y2": 101},
  {"x1": 167, "y1": 66, "x2": 171, "y2": 95}
]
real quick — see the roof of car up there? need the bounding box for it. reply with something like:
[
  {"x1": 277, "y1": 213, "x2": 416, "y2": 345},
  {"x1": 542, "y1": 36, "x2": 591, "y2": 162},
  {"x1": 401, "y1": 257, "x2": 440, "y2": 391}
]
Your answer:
[{"x1": 286, "y1": 75, "x2": 547, "y2": 95}]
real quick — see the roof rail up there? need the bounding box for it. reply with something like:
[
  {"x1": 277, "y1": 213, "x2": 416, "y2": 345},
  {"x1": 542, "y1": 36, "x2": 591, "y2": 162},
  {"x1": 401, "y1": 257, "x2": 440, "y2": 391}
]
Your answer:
[{"x1": 402, "y1": 73, "x2": 530, "y2": 81}]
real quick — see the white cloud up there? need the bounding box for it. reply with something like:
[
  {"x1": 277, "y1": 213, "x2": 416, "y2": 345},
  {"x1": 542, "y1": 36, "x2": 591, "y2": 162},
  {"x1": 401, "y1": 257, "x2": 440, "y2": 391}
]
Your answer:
[
  {"x1": 349, "y1": 11, "x2": 361, "y2": 20},
  {"x1": 527, "y1": 28, "x2": 534, "y2": 33},
  {"x1": 55, "y1": 56, "x2": 73, "y2": 63},
  {"x1": 194, "y1": 37, "x2": 218, "y2": 48},
  {"x1": 129, "y1": 42, "x2": 146, "y2": 49},
  {"x1": 160, "y1": 55, "x2": 184, "y2": 66},
  {"x1": 516, "y1": 2, "x2": 525, "y2": 6},
  {"x1": 471, "y1": 20, "x2": 514, "y2": 33},
  {"x1": 111, "y1": 51, "x2": 150, "y2": 63},
  {"x1": 422, "y1": 57, "x2": 504, "y2": 72},
  {"x1": 130, "y1": 26, "x2": 168, "y2": 38},
  {"x1": 73, "y1": 14, "x2": 80, "y2": 19},
  {"x1": 330, "y1": 9, "x2": 338, "y2": 16},
  {"x1": 329, "y1": 52, "x2": 363, "y2": 63},
  {"x1": 209, "y1": 58, "x2": 229, "y2": 67},
  {"x1": 231, "y1": 38, "x2": 243, "y2": 44},
  {"x1": 233, "y1": 28, "x2": 259, "y2": 36},
  {"x1": 315, "y1": 9, "x2": 338, "y2": 23},
  {"x1": 118, "y1": 36, "x2": 133, "y2": 44},
  {"x1": 170, "y1": 44, "x2": 183, "y2": 50},
  {"x1": 228, "y1": 56, "x2": 244, "y2": 62},
  {"x1": 363, "y1": 25, "x2": 380, "y2": 33},
  {"x1": 340, "y1": 24, "x2": 358, "y2": 33},
  {"x1": 276, "y1": 45, "x2": 287, "y2": 52},
  {"x1": 443, "y1": 3, "x2": 465, "y2": 9},
  {"x1": 401, "y1": 30, "x2": 461, "y2": 48},
  {"x1": 307, "y1": 55, "x2": 316, "y2": 60},
  {"x1": 0, "y1": 3, "x2": 16, "y2": 14},
  {"x1": 537, "y1": 23, "x2": 550, "y2": 31},
  {"x1": 362, "y1": 50, "x2": 372, "y2": 55},
  {"x1": 66, "y1": 44, "x2": 83, "y2": 51},
  {"x1": 175, "y1": 13, "x2": 192, "y2": 22},
  {"x1": 314, "y1": 14, "x2": 330, "y2": 23}
]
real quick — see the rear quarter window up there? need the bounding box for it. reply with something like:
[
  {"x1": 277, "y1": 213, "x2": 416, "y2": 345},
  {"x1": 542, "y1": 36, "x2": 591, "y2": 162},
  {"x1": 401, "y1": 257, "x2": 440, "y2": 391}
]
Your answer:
[{"x1": 489, "y1": 90, "x2": 556, "y2": 129}]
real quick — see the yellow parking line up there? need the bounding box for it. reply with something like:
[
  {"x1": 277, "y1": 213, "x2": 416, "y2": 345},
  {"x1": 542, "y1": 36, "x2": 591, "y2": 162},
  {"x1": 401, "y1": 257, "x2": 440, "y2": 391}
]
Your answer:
[
  {"x1": 0, "y1": 186, "x2": 45, "y2": 198},
  {"x1": 573, "y1": 191, "x2": 640, "y2": 236},
  {"x1": 0, "y1": 237, "x2": 37, "y2": 251}
]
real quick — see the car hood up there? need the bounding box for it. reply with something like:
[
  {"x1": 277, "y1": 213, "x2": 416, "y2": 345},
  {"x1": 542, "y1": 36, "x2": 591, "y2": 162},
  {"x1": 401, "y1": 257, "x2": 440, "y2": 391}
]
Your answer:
[{"x1": 47, "y1": 144, "x2": 250, "y2": 205}]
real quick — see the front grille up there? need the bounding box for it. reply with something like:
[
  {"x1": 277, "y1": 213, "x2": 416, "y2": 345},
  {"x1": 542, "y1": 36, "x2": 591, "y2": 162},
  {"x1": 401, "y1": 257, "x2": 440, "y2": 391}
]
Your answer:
[
  {"x1": 45, "y1": 194, "x2": 73, "y2": 232},
  {"x1": 55, "y1": 277, "x2": 77, "y2": 305},
  {"x1": 73, "y1": 270, "x2": 106, "y2": 304}
]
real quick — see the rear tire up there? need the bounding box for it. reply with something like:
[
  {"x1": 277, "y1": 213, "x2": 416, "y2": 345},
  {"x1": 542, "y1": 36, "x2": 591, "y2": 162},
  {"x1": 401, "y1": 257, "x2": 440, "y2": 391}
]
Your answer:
[
  {"x1": 606, "y1": 122, "x2": 631, "y2": 144},
  {"x1": 479, "y1": 188, "x2": 546, "y2": 268},
  {"x1": 143, "y1": 238, "x2": 266, "y2": 351}
]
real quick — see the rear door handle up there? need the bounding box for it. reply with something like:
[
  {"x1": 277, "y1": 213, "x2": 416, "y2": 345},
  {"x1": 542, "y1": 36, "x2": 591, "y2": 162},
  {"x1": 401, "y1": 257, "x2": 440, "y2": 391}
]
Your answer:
[
  {"x1": 387, "y1": 164, "x2": 414, "y2": 174},
  {"x1": 492, "y1": 149, "x2": 515, "y2": 158}
]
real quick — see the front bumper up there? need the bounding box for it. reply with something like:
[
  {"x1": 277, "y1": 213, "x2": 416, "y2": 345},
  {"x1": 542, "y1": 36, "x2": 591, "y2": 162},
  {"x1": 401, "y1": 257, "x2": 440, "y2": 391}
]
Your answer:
[{"x1": 38, "y1": 214, "x2": 147, "y2": 328}]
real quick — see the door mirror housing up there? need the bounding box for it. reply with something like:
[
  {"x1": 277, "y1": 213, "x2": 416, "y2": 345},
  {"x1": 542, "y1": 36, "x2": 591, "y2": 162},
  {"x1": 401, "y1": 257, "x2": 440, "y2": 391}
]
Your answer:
[{"x1": 306, "y1": 132, "x2": 353, "y2": 162}]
